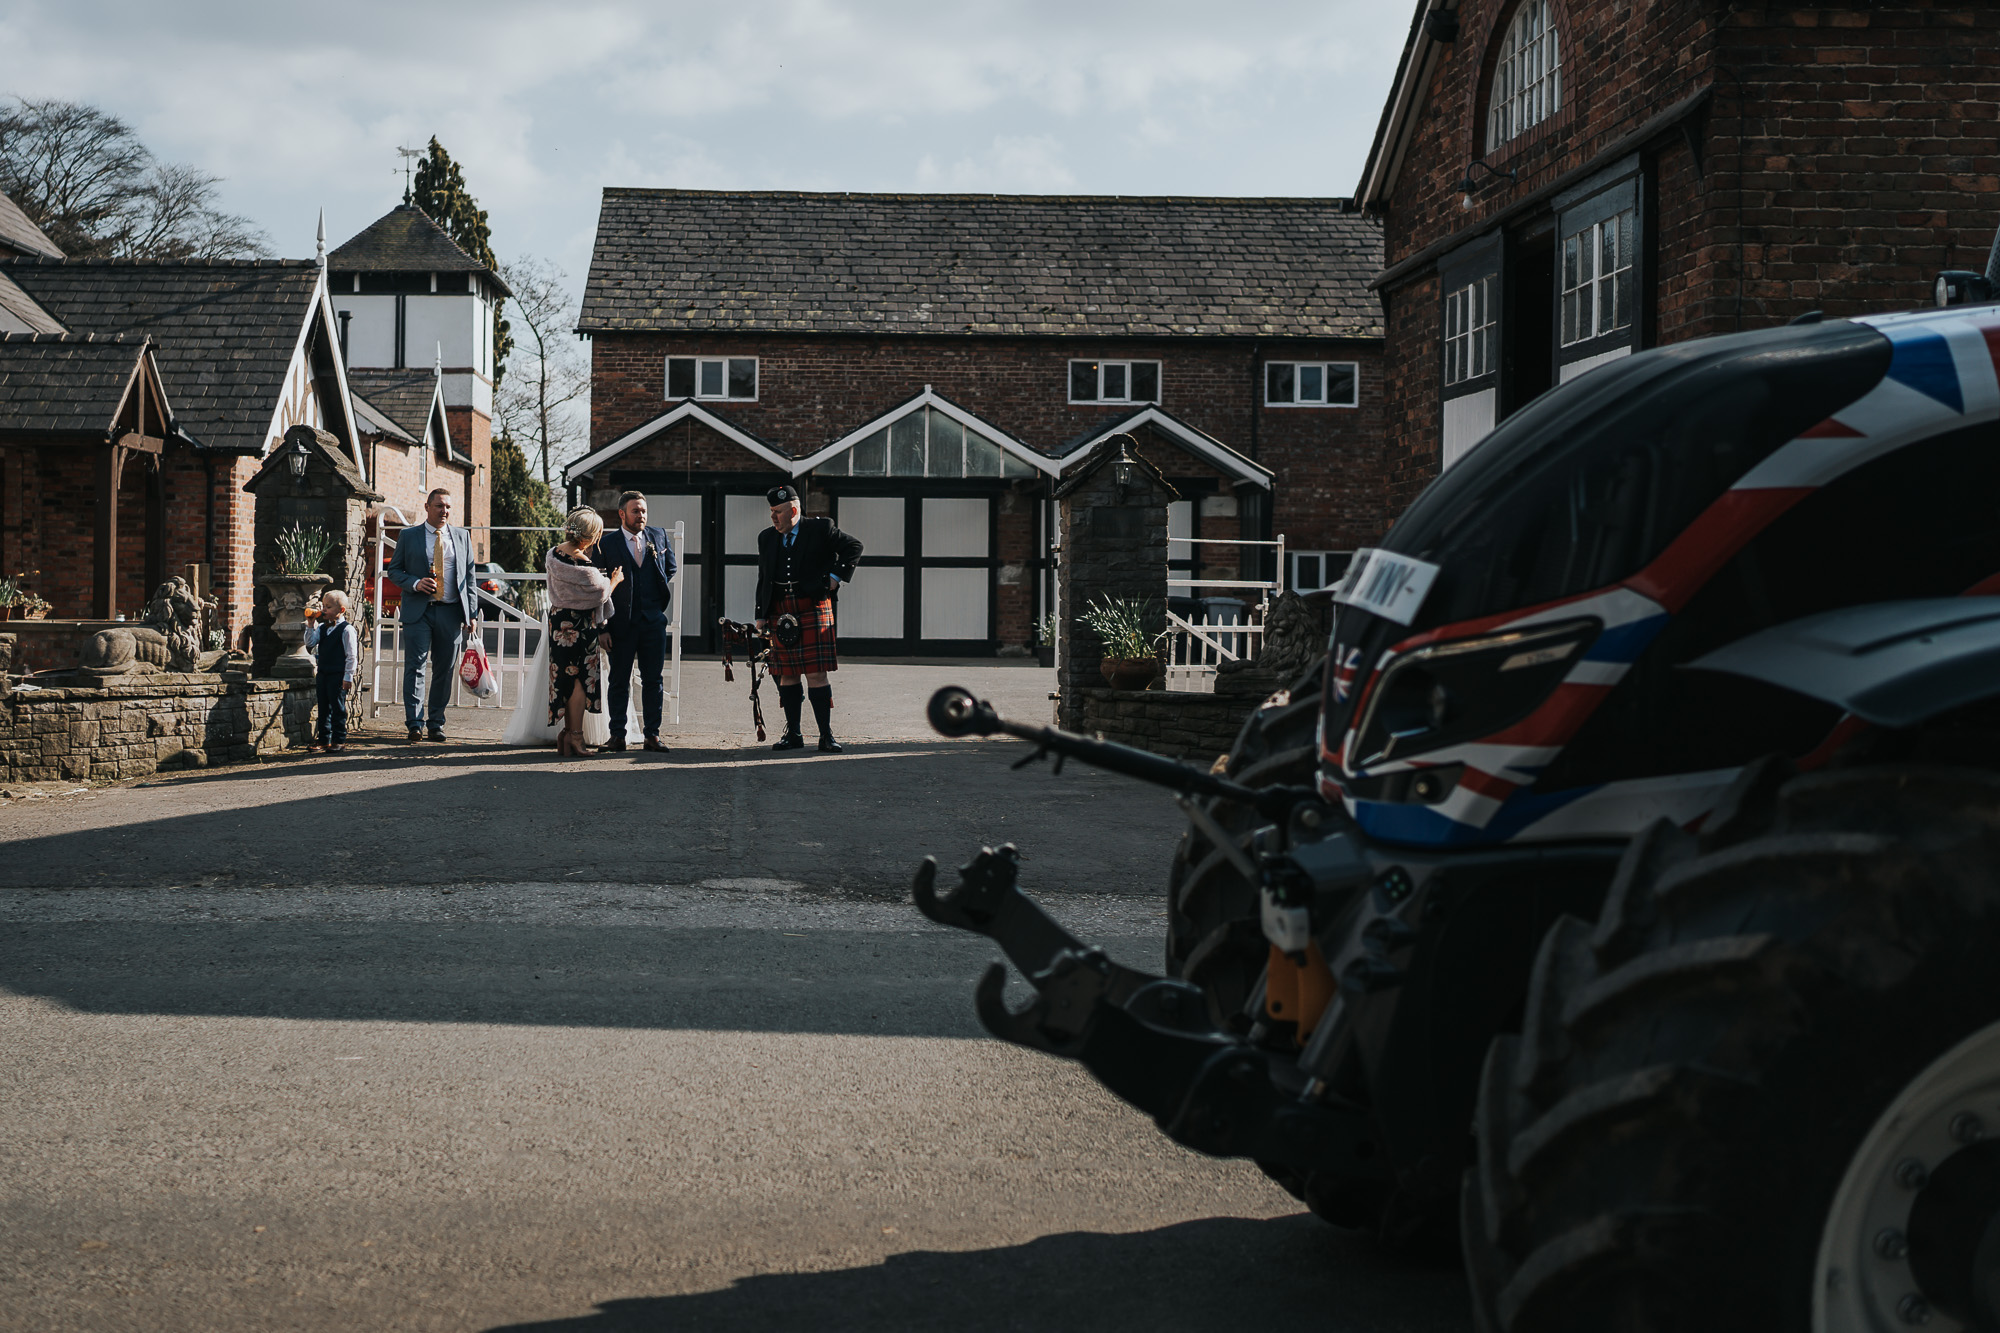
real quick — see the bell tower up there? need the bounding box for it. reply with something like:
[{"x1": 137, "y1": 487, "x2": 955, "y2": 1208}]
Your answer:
[{"x1": 326, "y1": 204, "x2": 508, "y2": 553}]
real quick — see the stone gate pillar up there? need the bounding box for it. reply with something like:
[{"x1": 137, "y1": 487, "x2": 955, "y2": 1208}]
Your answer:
[
  {"x1": 243, "y1": 425, "x2": 383, "y2": 673},
  {"x1": 1054, "y1": 436, "x2": 1178, "y2": 731}
]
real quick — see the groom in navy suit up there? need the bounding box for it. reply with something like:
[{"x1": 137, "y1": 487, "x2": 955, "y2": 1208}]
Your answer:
[{"x1": 594, "y1": 491, "x2": 678, "y2": 752}]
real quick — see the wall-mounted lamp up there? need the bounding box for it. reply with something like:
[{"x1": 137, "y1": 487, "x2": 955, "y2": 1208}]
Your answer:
[
  {"x1": 1108, "y1": 433, "x2": 1142, "y2": 500},
  {"x1": 1456, "y1": 159, "x2": 1518, "y2": 210},
  {"x1": 287, "y1": 433, "x2": 311, "y2": 480}
]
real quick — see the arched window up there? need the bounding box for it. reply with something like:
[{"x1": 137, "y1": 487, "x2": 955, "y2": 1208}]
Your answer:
[{"x1": 1487, "y1": 0, "x2": 1561, "y2": 149}]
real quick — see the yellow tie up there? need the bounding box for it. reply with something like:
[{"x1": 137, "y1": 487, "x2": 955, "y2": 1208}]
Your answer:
[{"x1": 430, "y1": 528, "x2": 444, "y2": 590}]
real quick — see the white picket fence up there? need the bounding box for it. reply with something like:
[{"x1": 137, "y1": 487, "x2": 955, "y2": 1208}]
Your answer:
[
  {"x1": 363, "y1": 511, "x2": 684, "y2": 728},
  {"x1": 1161, "y1": 533, "x2": 1283, "y2": 692}
]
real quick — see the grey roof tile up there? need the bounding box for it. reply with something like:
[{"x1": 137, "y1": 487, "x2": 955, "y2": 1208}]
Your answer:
[
  {"x1": 0, "y1": 257, "x2": 322, "y2": 453},
  {"x1": 346, "y1": 368, "x2": 435, "y2": 441},
  {"x1": 328, "y1": 204, "x2": 508, "y2": 295},
  {"x1": 0, "y1": 271, "x2": 65, "y2": 334},
  {"x1": 0, "y1": 332, "x2": 149, "y2": 436},
  {"x1": 580, "y1": 190, "x2": 1384, "y2": 339},
  {"x1": 0, "y1": 191, "x2": 63, "y2": 260}
]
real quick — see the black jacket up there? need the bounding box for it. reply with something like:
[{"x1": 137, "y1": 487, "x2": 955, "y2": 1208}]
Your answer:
[
  {"x1": 755, "y1": 517, "x2": 862, "y2": 620},
  {"x1": 593, "y1": 524, "x2": 678, "y2": 630}
]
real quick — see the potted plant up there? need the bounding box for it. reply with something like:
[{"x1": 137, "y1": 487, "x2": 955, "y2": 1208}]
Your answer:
[
  {"x1": 1079, "y1": 596, "x2": 1162, "y2": 690},
  {"x1": 18, "y1": 590, "x2": 51, "y2": 620},
  {"x1": 0, "y1": 574, "x2": 16, "y2": 623},
  {"x1": 259, "y1": 524, "x2": 337, "y2": 677},
  {"x1": 1033, "y1": 613, "x2": 1057, "y2": 669}
]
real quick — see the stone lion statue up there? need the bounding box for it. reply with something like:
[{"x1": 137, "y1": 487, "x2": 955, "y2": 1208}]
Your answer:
[
  {"x1": 82, "y1": 577, "x2": 214, "y2": 677},
  {"x1": 1217, "y1": 589, "x2": 1324, "y2": 684}
]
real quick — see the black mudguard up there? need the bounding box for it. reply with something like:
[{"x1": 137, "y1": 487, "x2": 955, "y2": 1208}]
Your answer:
[{"x1": 1690, "y1": 596, "x2": 2000, "y2": 728}]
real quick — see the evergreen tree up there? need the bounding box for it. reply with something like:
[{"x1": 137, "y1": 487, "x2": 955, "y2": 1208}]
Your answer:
[
  {"x1": 411, "y1": 136, "x2": 513, "y2": 383},
  {"x1": 488, "y1": 434, "x2": 562, "y2": 575}
]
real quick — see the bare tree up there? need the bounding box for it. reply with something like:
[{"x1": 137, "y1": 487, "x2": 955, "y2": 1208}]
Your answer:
[
  {"x1": 0, "y1": 96, "x2": 269, "y2": 259},
  {"x1": 496, "y1": 256, "x2": 590, "y2": 484}
]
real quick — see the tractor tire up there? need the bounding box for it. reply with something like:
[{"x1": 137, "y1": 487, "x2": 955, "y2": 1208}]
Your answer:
[
  {"x1": 1163, "y1": 656, "x2": 1324, "y2": 1030},
  {"x1": 1463, "y1": 763, "x2": 2000, "y2": 1332}
]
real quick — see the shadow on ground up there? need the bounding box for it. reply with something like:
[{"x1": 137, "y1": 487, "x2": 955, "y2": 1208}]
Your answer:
[
  {"x1": 485, "y1": 1216, "x2": 1471, "y2": 1333},
  {"x1": 0, "y1": 918, "x2": 1124, "y2": 1037},
  {"x1": 4, "y1": 747, "x2": 1177, "y2": 895}
]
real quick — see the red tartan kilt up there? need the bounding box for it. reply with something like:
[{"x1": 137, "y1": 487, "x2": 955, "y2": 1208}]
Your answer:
[{"x1": 770, "y1": 594, "x2": 838, "y2": 675}]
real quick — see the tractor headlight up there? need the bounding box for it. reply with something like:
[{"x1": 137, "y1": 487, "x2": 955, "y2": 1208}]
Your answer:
[{"x1": 1349, "y1": 618, "x2": 1600, "y2": 770}]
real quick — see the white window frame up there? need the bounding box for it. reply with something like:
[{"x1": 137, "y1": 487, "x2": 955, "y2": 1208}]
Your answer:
[
  {"x1": 1487, "y1": 0, "x2": 1561, "y2": 149},
  {"x1": 665, "y1": 355, "x2": 758, "y2": 402},
  {"x1": 1264, "y1": 361, "x2": 1360, "y2": 408},
  {"x1": 1068, "y1": 359, "x2": 1162, "y2": 405},
  {"x1": 1443, "y1": 276, "x2": 1498, "y2": 387},
  {"x1": 1560, "y1": 210, "x2": 1635, "y2": 348},
  {"x1": 1288, "y1": 549, "x2": 1342, "y2": 592}
]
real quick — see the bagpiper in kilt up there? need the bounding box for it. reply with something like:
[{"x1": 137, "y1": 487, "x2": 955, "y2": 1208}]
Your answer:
[{"x1": 755, "y1": 484, "x2": 863, "y2": 752}]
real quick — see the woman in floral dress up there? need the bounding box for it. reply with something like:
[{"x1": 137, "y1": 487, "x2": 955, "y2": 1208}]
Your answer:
[{"x1": 544, "y1": 507, "x2": 622, "y2": 757}]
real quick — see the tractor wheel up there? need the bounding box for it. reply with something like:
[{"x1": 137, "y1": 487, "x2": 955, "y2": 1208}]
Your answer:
[
  {"x1": 1163, "y1": 656, "x2": 1324, "y2": 1030},
  {"x1": 1463, "y1": 763, "x2": 2000, "y2": 1332}
]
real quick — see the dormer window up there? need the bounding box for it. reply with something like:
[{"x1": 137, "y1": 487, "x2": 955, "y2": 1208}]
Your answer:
[{"x1": 1487, "y1": 0, "x2": 1561, "y2": 149}]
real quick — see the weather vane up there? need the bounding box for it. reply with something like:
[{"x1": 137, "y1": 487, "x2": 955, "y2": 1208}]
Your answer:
[{"x1": 396, "y1": 145, "x2": 423, "y2": 203}]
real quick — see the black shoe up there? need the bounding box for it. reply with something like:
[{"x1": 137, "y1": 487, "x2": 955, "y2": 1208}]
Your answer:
[
  {"x1": 407, "y1": 727, "x2": 424, "y2": 744},
  {"x1": 771, "y1": 731, "x2": 805, "y2": 751},
  {"x1": 603, "y1": 736, "x2": 627, "y2": 752},
  {"x1": 817, "y1": 735, "x2": 843, "y2": 753},
  {"x1": 426, "y1": 728, "x2": 447, "y2": 743}
]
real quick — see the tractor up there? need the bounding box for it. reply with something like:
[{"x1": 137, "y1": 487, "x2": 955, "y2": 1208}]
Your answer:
[{"x1": 916, "y1": 296, "x2": 2000, "y2": 1331}]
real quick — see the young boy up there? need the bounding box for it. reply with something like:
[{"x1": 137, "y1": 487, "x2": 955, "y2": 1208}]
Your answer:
[{"x1": 303, "y1": 590, "x2": 360, "y2": 753}]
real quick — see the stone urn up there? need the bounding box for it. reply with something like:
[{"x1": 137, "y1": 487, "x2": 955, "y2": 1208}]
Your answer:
[
  {"x1": 1099, "y1": 656, "x2": 1160, "y2": 690},
  {"x1": 259, "y1": 574, "x2": 333, "y2": 678}
]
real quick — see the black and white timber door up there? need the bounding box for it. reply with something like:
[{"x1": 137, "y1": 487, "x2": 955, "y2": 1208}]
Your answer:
[
  {"x1": 830, "y1": 493, "x2": 997, "y2": 655},
  {"x1": 642, "y1": 492, "x2": 708, "y2": 652}
]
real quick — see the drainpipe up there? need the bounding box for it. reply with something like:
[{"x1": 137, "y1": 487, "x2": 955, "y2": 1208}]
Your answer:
[{"x1": 1247, "y1": 340, "x2": 1268, "y2": 580}]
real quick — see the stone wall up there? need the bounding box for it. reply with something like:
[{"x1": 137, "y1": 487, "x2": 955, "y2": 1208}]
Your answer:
[
  {"x1": 1071, "y1": 669, "x2": 1282, "y2": 762},
  {"x1": 0, "y1": 664, "x2": 314, "y2": 782}
]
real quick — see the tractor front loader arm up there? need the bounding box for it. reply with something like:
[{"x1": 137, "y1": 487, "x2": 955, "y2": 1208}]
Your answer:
[{"x1": 914, "y1": 844, "x2": 1387, "y2": 1181}]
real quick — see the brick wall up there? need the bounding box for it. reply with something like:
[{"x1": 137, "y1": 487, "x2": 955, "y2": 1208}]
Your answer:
[
  {"x1": 211, "y1": 454, "x2": 258, "y2": 648},
  {"x1": 445, "y1": 407, "x2": 493, "y2": 559},
  {"x1": 589, "y1": 332, "x2": 1393, "y2": 555},
  {"x1": 1374, "y1": 1, "x2": 2000, "y2": 492}
]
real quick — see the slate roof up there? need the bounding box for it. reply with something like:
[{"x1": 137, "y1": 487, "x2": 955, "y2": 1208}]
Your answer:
[
  {"x1": 328, "y1": 204, "x2": 508, "y2": 294},
  {"x1": 0, "y1": 271, "x2": 65, "y2": 334},
  {"x1": 347, "y1": 369, "x2": 435, "y2": 442},
  {"x1": 0, "y1": 191, "x2": 63, "y2": 260},
  {"x1": 0, "y1": 333, "x2": 153, "y2": 438},
  {"x1": 0, "y1": 257, "x2": 324, "y2": 454},
  {"x1": 350, "y1": 389, "x2": 417, "y2": 445},
  {"x1": 580, "y1": 190, "x2": 1384, "y2": 339}
]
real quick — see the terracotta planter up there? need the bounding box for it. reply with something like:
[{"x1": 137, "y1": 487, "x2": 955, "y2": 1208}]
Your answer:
[
  {"x1": 0, "y1": 605, "x2": 11, "y2": 623},
  {"x1": 1099, "y1": 656, "x2": 1159, "y2": 690}
]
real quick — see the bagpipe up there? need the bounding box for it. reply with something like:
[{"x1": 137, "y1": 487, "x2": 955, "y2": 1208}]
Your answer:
[{"x1": 717, "y1": 614, "x2": 800, "y2": 742}]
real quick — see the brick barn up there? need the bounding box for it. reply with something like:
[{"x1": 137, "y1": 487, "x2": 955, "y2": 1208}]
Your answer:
[
  {"x1": 1359, "y1": 0, "x2": 2000, "y2": 505},
  {"x1": 570, "y1": 190, "x2": 1385, "y2": 656}
]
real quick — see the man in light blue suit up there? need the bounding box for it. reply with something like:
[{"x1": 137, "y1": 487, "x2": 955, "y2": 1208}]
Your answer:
[{"x1": 385, "y1": 487, "x2": 481, "y2": 743}]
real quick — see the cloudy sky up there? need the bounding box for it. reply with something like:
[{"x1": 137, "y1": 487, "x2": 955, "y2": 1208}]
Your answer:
[{"x1": 2, "y1": 0, "x2": 1411, "y2": 293}]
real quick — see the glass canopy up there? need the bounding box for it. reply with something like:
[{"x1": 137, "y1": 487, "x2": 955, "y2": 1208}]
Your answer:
[{"x1": 814, "y1": 407, "x2": 1040, "y2": 478}]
